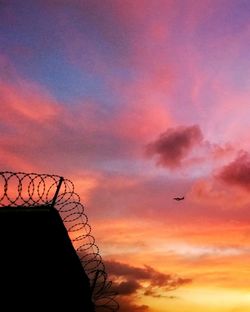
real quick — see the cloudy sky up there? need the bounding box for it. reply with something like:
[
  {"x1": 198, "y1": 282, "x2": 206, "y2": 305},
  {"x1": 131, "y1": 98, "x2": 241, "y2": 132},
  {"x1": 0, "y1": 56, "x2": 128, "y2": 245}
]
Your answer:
[{"x1": 1, "y1": 0, "x2": 250, "y2": 311}]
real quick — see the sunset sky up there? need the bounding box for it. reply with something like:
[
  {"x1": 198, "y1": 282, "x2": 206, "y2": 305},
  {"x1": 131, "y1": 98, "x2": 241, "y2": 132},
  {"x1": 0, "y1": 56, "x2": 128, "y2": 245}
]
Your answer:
[{"x1": 1, "y1": 0, "x2": 250, "y2": 311}]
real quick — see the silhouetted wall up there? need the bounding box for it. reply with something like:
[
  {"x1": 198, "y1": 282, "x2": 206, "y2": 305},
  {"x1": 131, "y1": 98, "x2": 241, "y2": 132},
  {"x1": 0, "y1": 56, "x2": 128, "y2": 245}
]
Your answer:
[{"x1": 0, "y1": 206, "x2": 95, "y2": 311}]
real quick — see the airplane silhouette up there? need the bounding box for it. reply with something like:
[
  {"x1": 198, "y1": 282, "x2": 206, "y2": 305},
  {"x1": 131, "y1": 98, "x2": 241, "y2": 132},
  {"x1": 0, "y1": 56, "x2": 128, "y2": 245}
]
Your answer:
[{"x1": 173, "y1": 196, "x2": 184, "y2": 201}]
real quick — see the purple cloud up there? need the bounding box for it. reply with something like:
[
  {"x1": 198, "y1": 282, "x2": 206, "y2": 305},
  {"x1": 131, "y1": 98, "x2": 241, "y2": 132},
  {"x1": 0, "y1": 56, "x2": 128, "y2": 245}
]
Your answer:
[
  {"x1": 105, "y1": 260, "x2": 192, "y2": 295},
  {"x1": 217, "y1": 151, "x2": 250, "y2": 190},
  {"x1": 145, "y1": 125, "x2": 203, "y2": 169}
]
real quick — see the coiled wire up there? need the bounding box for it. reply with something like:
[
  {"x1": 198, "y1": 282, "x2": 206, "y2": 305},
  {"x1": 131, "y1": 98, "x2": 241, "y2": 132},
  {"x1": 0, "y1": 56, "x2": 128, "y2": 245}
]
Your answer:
[{"x1": 0, "y1": 171, "x2": 119, "y2": 312}]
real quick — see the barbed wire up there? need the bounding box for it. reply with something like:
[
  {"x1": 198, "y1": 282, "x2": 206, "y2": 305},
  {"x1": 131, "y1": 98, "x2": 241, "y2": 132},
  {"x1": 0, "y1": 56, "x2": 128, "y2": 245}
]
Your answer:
[{"x1": 0, "y1": 171, "x2": 119, "y2": 312}]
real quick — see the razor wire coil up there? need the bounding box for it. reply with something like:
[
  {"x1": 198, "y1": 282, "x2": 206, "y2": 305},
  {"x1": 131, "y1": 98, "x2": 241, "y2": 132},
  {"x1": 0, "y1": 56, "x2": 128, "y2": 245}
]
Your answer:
[{"x1": 0, "y1": 171, "x2": 119, "y2": 312}]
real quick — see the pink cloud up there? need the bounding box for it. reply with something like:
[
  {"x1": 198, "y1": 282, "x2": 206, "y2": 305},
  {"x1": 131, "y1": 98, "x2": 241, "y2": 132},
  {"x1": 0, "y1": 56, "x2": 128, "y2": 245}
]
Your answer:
[
  {"x1": 0, "y1": 56, "x2": 176, "y2": 181},
  {"x1": 0, "y1": 73, "x2": 65, "y2": 172},
  {"x1": 114, "y1": 98, "x2": 172, "y2": 144},
  {"x1": 0, "y1": 83, "x2": 60, "y2": 124},
  {"x1": 189, "y1": 176, "x2": 250, "y2": 213},
  {"x1": 209, "y1": 143, "x2": 234, "y2": 160},
  {"x1": 145, "y1": 125, "x2": 203, "y2": 169},
  {"x1": 0, "y1": 68, "x2": 147, "y2": 174}
]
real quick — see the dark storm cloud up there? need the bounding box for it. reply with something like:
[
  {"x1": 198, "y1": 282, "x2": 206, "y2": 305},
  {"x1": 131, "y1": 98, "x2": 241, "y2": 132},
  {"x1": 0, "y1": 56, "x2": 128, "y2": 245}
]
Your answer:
[{"x1": 145, "y1": 125, "x2": 203, "y2": 169}]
